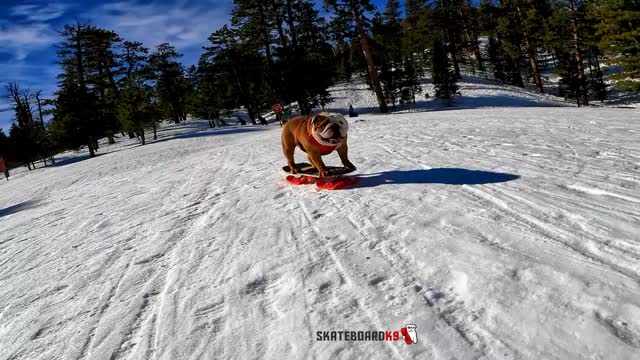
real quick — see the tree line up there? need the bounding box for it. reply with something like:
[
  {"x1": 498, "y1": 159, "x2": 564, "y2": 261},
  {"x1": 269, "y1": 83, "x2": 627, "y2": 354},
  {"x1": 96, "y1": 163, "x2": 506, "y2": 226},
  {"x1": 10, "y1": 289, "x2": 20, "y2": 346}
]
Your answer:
[{"x1": 1, "y1": 0, "x2": 638, "y2": 169}]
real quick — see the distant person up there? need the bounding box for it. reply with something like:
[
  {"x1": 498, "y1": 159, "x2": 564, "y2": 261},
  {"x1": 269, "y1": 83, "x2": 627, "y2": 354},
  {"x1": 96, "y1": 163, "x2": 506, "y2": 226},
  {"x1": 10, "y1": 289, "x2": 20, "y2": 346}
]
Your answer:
[{"x1": 348, "y1": 105, "x2": 358, "y2": 118}]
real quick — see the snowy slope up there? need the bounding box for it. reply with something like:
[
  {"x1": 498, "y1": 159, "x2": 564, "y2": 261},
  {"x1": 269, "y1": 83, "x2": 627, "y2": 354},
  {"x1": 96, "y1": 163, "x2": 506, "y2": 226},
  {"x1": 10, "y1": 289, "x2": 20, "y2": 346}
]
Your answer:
[
  {"x1": 325, "y1": 74, "x2": 571, "y2": 113},
  {"x1": 1, "y1": 82, "x2": 640, "y2": 360}
]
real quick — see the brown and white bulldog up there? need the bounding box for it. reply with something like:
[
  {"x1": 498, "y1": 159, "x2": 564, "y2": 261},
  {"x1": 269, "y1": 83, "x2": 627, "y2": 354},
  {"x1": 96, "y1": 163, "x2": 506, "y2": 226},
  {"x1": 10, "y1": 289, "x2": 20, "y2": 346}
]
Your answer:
[{"x1": 281, "y1": 112, "x2": 355, "y2": 177}]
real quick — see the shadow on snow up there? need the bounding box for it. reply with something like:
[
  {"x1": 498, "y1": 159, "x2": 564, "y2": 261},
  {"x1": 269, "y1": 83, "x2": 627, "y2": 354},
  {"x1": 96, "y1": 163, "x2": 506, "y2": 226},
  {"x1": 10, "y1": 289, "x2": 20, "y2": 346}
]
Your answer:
[
  {"x1": 0, "y1": 200, "x2": 41, "y2": 218},
  {"x1": 50, "y1": 126, "x2": 267, "y2": 168},
  {"x1": 355, "y1": 168, "x2": 519, "y2": 188},
  {"x1": 150, "y1": 126, "x2": 267, "y2": 144}
]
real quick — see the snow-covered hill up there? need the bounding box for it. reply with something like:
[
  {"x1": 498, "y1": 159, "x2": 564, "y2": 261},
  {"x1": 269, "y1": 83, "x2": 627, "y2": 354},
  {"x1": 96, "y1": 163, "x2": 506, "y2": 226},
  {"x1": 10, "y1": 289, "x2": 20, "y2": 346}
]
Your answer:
[
  {"x1": 1, "y1": 78, "x2": 639, "y2": 360},
  {"x1": 325, "y1": 75, "x2": 571, "y2": 114}
]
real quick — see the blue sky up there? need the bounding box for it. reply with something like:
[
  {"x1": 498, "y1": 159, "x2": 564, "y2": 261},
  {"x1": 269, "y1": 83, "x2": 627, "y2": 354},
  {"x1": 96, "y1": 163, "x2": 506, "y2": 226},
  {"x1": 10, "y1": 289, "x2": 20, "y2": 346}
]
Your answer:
[{"x1": 0, "y1": 0, "x2": 393, "y2": 131}]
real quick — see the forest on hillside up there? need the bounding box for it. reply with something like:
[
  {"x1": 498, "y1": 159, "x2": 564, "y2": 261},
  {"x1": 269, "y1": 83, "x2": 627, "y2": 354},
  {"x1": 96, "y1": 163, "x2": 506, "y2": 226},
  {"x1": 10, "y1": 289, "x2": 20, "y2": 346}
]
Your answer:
[{"x1": 1, "y1": 0, "x2": 638, "y2": 169}]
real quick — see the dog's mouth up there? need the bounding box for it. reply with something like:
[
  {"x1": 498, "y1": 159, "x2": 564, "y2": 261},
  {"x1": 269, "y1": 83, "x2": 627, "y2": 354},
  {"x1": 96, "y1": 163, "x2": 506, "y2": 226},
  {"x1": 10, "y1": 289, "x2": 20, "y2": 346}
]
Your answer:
[
  {"x1": 320, "y1": 134, "x2": 342, "y2": 145},
  {"x1": 317, "y1": 124, "x2": 345, "y2": 145}
]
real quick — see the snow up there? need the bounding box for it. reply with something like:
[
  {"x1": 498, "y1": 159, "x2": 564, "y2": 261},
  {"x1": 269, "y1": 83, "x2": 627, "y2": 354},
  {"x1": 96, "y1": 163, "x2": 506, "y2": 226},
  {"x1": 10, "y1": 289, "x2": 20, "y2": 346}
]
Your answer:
[
  {"x1": 326, "y1": 75, "x2": 570, "y2": 115},
  {"x1": 1, "y1": 78, "x2": 640, "y2": 360}
]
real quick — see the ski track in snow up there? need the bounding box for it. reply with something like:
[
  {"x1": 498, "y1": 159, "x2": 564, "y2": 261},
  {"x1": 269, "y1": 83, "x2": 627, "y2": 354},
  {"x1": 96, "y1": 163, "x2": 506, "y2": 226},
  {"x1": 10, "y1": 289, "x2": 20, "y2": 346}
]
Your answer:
[{"x1": 1, "y1": 83, "x2": 640, "y2": 359}]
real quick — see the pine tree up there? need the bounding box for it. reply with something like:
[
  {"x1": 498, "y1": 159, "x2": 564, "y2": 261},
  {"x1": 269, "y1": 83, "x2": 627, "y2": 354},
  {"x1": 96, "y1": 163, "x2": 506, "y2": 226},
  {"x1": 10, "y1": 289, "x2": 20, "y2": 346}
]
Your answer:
[
  {"x1": 149, "y1": 43, "x2": 188, "y2": 124},
  {"x1": 0, "y1": 129, "x2": 8, "y2": 160},
  {"x1": 592, "y1": 0, "x2": 640, "y2": 91},
  {"x1": 53, "y1": 22, "x2": 100, "y2": 157},
  {"x1": 431, "y1": 39, "x2": 459, "y2": 104},
  {"x1": 85, "y1": 26, "x2": 123, "y2": 144},
  {"x1": 455, "y1": 0, "x2": 485, "y2": 72},
  {"x1": 203, "y1": 25, "x2": 264, "y2": 123},
  {"x1": 499, "y1": 0, "x2": 551, "y2": 93},
  {"x1": 402, "y1": 0, "x2": 429, "y2": 79},
  {"x1": 117, "y1": 41, "x2": 157, "y2": 143},
  {"x1": 325, "y1": 0, "x2": 389, "y2": 113},
  {"x1": 435, "y1": 0, "x2": 464, "y2": 79},
  {"x1": 373, "y1": 2, "x2": 403, "y2": 109}
]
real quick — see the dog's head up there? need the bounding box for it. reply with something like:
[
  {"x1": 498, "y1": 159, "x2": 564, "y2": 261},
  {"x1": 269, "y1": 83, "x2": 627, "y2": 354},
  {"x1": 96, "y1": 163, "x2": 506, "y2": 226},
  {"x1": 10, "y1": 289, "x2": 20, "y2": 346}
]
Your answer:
[{"x1": 311, "y1": 112, "x2": 349, "y2": 146}]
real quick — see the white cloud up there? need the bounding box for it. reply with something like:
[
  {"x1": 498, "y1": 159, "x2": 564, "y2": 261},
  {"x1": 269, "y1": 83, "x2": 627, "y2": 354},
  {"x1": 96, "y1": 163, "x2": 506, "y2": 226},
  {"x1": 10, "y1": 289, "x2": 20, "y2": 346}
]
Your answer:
[
  {"x1": 11, "y1": 3, "x2": 71, "y2": 22},
  {"x1": 0, "y1": 23, "x2": 57, "y2": 60},
  {"x1": 87, "y1": 0, "x2": 233, "y2": 55}
]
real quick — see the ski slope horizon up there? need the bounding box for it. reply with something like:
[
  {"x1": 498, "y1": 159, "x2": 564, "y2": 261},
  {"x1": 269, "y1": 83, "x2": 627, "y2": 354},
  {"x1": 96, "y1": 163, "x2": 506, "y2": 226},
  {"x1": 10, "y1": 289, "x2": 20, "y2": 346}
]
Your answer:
[{"x1": 1, "y1": 77, "x2": 639, "y2": 359}]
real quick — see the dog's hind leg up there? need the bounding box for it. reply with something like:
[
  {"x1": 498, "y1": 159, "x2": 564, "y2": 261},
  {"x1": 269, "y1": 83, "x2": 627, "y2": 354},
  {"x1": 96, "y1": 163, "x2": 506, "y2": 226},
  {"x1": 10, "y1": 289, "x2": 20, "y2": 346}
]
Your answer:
[{"x1": 282, "y1": 140, "x2": 297, "y2": 173}]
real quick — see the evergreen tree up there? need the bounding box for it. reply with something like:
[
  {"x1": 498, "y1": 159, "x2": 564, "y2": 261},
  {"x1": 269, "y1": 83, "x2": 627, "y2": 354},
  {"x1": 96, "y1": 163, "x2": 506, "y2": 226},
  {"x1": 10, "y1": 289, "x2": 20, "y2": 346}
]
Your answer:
[
  {"x1": 455, "y1": 0, "x2": 485, "y2": 72},
  {"x1": 203, "y1": 25, "x2": 264, "y2": 123},
  {"x1": 5, "y1": 82, "x2": 50, "y2": 168},
  {"x1": 117, "y1": 41, "x2": 157, "y2": 143},
  {"x1": 149, "y1": 43, "x2": 188, "y2": 124},
  {"x1": 374, "y1": 0, "x2": 404, "y2": 108},
  {"x1": 402, "y1": 0, "x2": 430, "y2": 79},
  {"x1": 0, "y1": 129, "x2": 8, "y2": 160},
  {"x1": 84, "y1": 26, "x2": 124, "y2": 144},
  {"x1": 431, "y1": 39, "x2": 459, "y2": 104},
  {"x1": 499, "y1": 0, "x2": 551, "y2": 93},
  {"x1": 434, "y1": 0, "x2": 464, "y2": 79},
  {"x1": 52, "y1": 22, "x2": 101, "y2": 157},
  {"x1": 592, "y1": 0, "x2": 640, "y2": 91},
  {"x1": 325, "y1": 0, "x2": 389, "y2": 113}
]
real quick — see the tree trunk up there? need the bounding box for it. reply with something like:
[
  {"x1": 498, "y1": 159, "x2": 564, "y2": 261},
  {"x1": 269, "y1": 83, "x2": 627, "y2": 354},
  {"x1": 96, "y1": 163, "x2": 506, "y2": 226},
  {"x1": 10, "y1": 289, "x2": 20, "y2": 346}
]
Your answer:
[
  {"x1": 152, "y1": 121, "x2": 157, "y2": 140},
  {"x1": 139, "y1": 129, "x2": 146, "y2": 145},
  {"x1": 74, "y1": 22, "x2": 86, "y2": 89},
  {"x1": 350, "y1": 2, "x2": 388, "y2": 113},
  {"x1": 285, "y1": 0, "x2": 299, "y2": 50},
  {"x1": 243, "y1": 107, "x2": 256, "y2": 125},
  {"x1": 517, "y1": 6, "x2": 543, "y2": 93},
  {"x1": 271, "y1": 0, "x2": 288, "y2": 49},
  {"x1": 107, "y1": 133, "x2": 115, "y2": 144},
  {"x1": 87, "y1": 137, "x2": 96, "y2": 158},
  {"x1": 128, "y1": 129, "x2": 136, "y2": 139},
  {"x1": 569, "y1": 0, "x2": 588, "y2": 106},
  {"x1": 171, "y1": 105, "x2": 179, "y2": 124},
  {"x1": 36, "y1": 94, "x2": 45, "y2": 130},
  {"x1": 523, "y1": 32, "x2": 543, "y2": 93}
]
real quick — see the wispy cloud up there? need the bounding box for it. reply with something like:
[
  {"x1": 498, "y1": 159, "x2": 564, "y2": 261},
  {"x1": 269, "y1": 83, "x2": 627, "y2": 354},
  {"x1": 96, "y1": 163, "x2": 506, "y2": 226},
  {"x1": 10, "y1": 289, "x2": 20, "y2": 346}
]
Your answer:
[
  {"x1": 87, "y1": 0, "x2": 233, "y2": 52},
  {"x1": 10, "y1": 3, "x2": 71, "y2": 22},
  {"x1": 0, "y1": 22, "x2": 57, "y2": 60}
]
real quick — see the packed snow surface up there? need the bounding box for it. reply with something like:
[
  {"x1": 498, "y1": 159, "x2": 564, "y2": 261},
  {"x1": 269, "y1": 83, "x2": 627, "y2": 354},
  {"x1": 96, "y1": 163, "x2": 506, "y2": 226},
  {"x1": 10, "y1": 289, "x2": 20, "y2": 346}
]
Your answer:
[{"x1": 1, "y1": 80, "x2": 640, "y2": 360}]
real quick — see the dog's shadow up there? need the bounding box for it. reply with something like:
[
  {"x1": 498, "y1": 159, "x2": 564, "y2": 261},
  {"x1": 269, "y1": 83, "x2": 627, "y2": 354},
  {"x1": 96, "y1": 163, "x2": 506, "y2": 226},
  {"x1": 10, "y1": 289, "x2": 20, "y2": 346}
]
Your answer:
[{"x1": 356, "y1": 168, "x2": 519, "y2": 188}]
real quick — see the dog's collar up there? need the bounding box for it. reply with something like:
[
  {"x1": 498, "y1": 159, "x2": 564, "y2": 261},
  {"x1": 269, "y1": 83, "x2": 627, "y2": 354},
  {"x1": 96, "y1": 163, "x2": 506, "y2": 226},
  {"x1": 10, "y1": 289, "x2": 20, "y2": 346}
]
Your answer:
[{"x1": 295, "y1": 117, "x2": 339, "y2": 155}]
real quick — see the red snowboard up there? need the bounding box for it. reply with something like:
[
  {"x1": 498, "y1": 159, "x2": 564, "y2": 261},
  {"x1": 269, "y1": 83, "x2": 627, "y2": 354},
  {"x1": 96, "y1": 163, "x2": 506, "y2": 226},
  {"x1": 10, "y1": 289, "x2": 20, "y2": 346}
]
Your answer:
[{"x1": 284, "y1": 163, "x2": 360, "y2": 190}]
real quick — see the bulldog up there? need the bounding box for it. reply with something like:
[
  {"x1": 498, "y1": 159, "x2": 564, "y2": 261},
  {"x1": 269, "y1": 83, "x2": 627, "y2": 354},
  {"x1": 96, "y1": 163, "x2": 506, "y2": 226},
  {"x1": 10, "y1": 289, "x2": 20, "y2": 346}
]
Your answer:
[{"x1": 281, "y1": 112, "x2": 355, "y2": 177}]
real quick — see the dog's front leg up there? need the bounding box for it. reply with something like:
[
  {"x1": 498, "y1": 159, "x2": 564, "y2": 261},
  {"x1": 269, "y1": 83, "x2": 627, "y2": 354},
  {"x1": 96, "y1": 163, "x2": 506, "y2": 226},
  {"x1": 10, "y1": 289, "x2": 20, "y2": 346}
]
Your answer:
[
  {"x1": 307, "y1": 150, "x2": 328, "y2": 178},
  {"x1": 337, "y1": 141, "x2": 356, "y2": 170}
]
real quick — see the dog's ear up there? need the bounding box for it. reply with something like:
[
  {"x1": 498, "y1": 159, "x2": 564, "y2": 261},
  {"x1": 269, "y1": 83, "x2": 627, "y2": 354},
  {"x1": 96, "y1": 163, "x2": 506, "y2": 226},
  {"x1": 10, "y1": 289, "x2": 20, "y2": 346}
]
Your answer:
[{"x1": 311, "y1": 114, "x2": 331, "y2": 129}]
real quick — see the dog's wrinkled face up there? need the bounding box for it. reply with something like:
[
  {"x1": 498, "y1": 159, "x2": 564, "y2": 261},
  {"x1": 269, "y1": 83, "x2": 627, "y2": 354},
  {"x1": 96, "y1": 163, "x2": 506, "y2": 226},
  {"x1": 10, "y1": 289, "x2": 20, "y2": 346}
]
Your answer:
[{"x1": 312, "y1": 113, "x2": 349, "y2": 146}]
